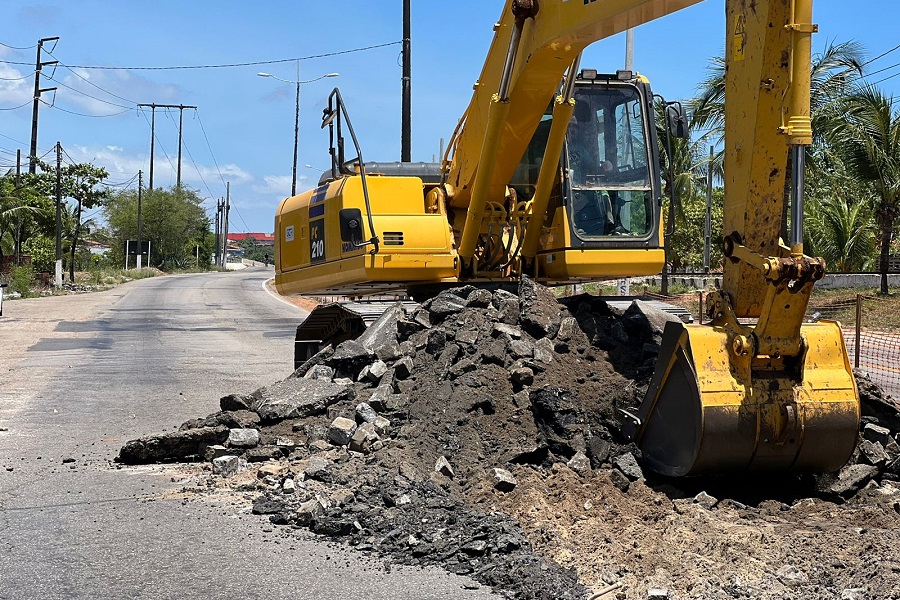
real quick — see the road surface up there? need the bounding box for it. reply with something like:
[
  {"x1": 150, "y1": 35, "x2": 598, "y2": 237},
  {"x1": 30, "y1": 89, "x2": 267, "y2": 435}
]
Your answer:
[{"x1": 0, "y1": 268, "x2": 496, "y2": 599}]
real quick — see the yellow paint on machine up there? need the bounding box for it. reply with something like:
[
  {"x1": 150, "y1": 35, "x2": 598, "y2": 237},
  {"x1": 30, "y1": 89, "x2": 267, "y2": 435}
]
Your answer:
[
  {"x1": 634, "y1": 320, "x2": 859, "y2": 476},
  {"x1": 274, "y1": 175, "x2": 458, "y2": 296},
  {"x1": 539, "y1": 247, "x2": 665, "y2": 279}
]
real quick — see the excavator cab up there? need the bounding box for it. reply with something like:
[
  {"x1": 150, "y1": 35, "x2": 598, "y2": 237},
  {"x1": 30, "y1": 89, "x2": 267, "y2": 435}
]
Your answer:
[
  {"x1": 519, "y1": 71, "x2": 667, "y2": 282},
  {"x1": 565, "y1": 73, "x2": 655, "y2": 241}
]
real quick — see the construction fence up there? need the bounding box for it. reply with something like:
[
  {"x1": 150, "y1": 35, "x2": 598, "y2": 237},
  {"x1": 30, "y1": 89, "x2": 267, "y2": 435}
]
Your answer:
[
  {"x1": 688, "y1": 292, "x2": 898, "y2": 398},
  {"x1": 808, "y1": 294, "x2": 900, "y2": 399}
]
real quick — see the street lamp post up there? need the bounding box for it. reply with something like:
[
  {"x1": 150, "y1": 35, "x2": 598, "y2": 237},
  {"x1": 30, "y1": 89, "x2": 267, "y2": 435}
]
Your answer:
[{"x1": 258, "y1": 68, "x2": 339, "y2": 197}]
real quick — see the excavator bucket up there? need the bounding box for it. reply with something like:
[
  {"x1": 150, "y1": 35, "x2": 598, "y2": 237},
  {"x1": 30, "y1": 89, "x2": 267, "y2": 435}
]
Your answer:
[{"x1": 628, "y1": 320, "x2": 860, "y2": 477}]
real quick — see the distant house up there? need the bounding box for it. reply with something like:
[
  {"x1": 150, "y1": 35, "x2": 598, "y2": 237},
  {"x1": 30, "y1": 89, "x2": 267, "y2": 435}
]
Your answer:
[
  {"x1": 85, "y1": 239, "x2": 111, "y2": 256},
  {"x1": 228, "y1": 233, "x2": 275, "y2": 247}
]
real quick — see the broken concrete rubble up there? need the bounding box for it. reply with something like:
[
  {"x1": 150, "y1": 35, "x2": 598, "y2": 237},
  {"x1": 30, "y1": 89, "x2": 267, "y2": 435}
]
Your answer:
[
  {"x1": 212, "y1": 455, "x2": 241, "y2": 477},
  {"x1": 120, "y1": 280, "x2": 900, "y2": 600},
  {"x1": 252, "y1": 377, "x2": 355, "y2": 422},
  {"x1": 328, "y1": 417, "x2": 357, "y2": 446},
  {"x1": 493, "y1": 468, "x2": 518, "y2": 492},
  {"x1": 117, "y1": 425, "x2": 229, "y2": 464},
  {"x1": 226, "y1": 428, "x2": 259, "y2": 448}
]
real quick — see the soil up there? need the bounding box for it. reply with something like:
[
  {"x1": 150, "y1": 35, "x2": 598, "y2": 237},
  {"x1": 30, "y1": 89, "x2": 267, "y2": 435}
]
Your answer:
[{"x1": 123, "y1": 281, "x2": 900, "y2": 599}]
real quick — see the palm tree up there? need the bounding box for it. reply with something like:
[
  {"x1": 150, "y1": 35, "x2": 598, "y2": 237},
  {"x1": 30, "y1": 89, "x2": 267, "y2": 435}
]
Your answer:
[
  {"x1": 654, "y1": 100, "x2": 723, "y2": 226},
  {"x1": 691, "y1": 41, "x2": 865, "y2": 146},
  {"x1": 0, "y1": 188, "x2": 43, "y2": 269},
  {"x1": 690, "y1": 42, "x2": 866, "y2": 241},
  {"x1": 804, "y1": 194, "x2": 876, "y2": 272},
  {"x1": 829, "y1": 85, "x2": 900, "y2": 293}
]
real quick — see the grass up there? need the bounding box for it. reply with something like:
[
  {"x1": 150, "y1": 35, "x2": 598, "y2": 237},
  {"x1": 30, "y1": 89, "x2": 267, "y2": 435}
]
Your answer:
[
  {"x1": 552, "y1": 279, "x2": 899, "y2": 332},
  {"x1": 0, "y1": 266, "x2": 166, "y2": 299},
  {"x1": 78, "y1": 267, "x2": 164, "y2": 288}
]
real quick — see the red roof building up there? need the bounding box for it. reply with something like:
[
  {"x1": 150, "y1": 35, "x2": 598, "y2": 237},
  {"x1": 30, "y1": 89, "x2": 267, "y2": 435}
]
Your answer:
[{"x1": 228, "y1": 232, "x2": 275, "y2": 245}]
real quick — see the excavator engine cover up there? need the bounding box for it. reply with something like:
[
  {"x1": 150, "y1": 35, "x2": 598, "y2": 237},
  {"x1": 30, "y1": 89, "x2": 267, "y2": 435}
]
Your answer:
[{"x1": 630, "y1": 320, "x2": 860, "y2": 477}]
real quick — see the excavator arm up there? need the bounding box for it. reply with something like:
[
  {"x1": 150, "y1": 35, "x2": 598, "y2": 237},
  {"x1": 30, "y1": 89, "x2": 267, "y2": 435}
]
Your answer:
[{"x1": 628, "y1": 0, "x2": 860, "y2": 476}]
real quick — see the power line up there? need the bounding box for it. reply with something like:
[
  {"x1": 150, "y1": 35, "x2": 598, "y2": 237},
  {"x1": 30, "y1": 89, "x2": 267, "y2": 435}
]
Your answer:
[
  {"x1": 0, "y1": 72, "x2": 35, "y2": 81},
  {"x1": 870, "y1": 70, "x2": 900, "y2": 86},
  {"x1": 860, "y1": 62, "x2": 900, "y2": 85},
  {"x1": 191, "y1": 110, "x2": 249, "y2": 231},
  {"x1": 230, "y1": 207, "x2": 251, "y2": 233},
  {"x1": 43, "y1": 49, "x2": 141, "y2": 105},
  {"x1": 43, "y1": 73, "x2": 135, "y2": 109},
  {"x1": 46, "y1": 104, "x2": 132, "y2": 118},
  {"x1": 194, "y1": 110, "x2": 228, "y2": 190},
  {"x1": 0, "y1": 41, "x2": 401, "y2": 71},
  {"x1": 0, "y1": 132, "x2": 28, "y2": 146},
  {"x1": 0, "y1": 41, "x2": 38, "y2": 50},
  {"x1": 167, "y1": 110, "x2": 214, "y2": 198},
  {"x1": 862, "y1": 43, "x2": 900, "y2": 67},
  {"x1": 103, "y1": 172, "x2": 140, "y2": 188},
  {"x1": 59, "y1": 145, "x2": 78, "y2": 165},
  {"x1": 139, "y1": 107, "x2": 177, "y2": 183},
  {"x1": 0, "y1": 100, "x2": 32, "y2": 111}
]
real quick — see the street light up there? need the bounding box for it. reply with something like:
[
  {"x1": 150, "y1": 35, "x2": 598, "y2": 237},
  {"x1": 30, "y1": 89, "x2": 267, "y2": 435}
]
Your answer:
[{"x1": 258, "y1": 69, "x2": 339, "y2": 196}]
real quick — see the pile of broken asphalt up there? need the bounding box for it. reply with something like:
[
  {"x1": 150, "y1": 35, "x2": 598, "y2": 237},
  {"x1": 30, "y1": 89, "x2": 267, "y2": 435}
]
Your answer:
[{"x1": 119, "y1": 279, "x2": 900, "y2": 599}]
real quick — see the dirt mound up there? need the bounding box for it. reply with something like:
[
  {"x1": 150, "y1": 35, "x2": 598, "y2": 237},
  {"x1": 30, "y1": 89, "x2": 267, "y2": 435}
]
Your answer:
[{"x1": 120, "y1": 280, "x2": 900, "y2": 599}]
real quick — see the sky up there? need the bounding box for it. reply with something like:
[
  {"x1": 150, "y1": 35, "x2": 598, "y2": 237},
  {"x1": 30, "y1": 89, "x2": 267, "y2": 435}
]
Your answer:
[{"x1": 2, "y1": 1, "x2": 899, "y2": 234}]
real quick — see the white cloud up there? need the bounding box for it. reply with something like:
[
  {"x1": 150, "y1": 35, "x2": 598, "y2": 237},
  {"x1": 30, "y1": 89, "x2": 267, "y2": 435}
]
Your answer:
[
  {"x1": 61, "y1": 144, "x2": 250, "y2": 192},
  {"x1": 36, "y1": 68, "x2": 184, "y2": 117},
  {"x1": 252, "y1": 174, "x2": 292, "y2": 196},
  {"x1": 0, "y1": 63, "x2": 34, "y2": 108}
]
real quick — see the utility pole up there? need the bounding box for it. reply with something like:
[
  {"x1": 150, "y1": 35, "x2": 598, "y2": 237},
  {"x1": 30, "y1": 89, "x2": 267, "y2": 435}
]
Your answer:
[
  {"x1": 137, "y1": 170, "x2": 143, "y2": 269},
  {"x1": 214, "y1": 199, "x2": 221, "y2": 267},
  {"x1": 14, "y1": 150, "x2": 22, "y2": 263},
  {"x1": 149, "y1": 106, "x2": 155, "y2": 189},
  {"x1": 625, "y1": 29, "x2": 635, "y2": 71},
  {"x1": 137, "y1": 103, "x2": 196, "y2": 189},
  {"x1": 401, "y1": 0, "x2": 412, "y2": 162},
  {"x1": 177, "y1": 108, "x2": 184, "y2": 187},
  {"x1": 704, "y1": 145, "x2": 713, "y2": 274},
  {"x1": 222, "y1": 183, "x2": 230, "y2": 268},
  {"x1": 292, "y1": 62, "x2": 300, "y2": 196},
  {"x1": 54, "y1": 142, "x2": 62, "y2": 287},
  {"x1": 30, "y1": 37, "x2": 59, "y2": 174}
]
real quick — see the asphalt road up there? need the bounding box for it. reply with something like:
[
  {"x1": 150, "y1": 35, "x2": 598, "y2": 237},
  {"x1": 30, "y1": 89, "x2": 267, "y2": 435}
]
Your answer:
[{"x1": 0, "y1": 268, "x2": 497, "y2": 599}]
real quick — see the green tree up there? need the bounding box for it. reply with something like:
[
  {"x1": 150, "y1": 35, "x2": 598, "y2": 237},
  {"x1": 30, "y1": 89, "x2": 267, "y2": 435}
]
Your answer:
[
  {"x1": 667, "y1": 188, "x2": 724, "y2": 271},
  {"x1": 690, "y1": 42, "x2": 865, "y2": 240},
  {"x1": 29, "y1": 160, "x2": 109, "y2": 281},
  {"x1": 803, "y1": 154, "x2": 877, "y2": 272},
  {"x1": 655, "y1": 100, "x2": 722, "y2": 226},
  {"x1": 104, "y1": 186, "x2": 211, "y2": 270},
  {"x1": 690, "y1": 41, "x2": 864, "y2": 148},
  {"x1": 236, "y1": 236, "x2": 273, "y2": 264},
  {"x1": 829, "y1": 85, "x2": 900, "y2": 293},
  {"x1": 22, "y1": 235, "x2": 55, "y2": 273},
  {"x1": 804, "y1": 195, "x2": 876, "y2": 272},
  {"x1": 0, "y1": 174, "x2": 52, "y2": 267}
]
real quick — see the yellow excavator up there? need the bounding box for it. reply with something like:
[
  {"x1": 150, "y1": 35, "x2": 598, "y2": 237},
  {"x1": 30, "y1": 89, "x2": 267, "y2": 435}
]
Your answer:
[{"x1": 274, "y1": 0, "x2": 860, "y2": 476}]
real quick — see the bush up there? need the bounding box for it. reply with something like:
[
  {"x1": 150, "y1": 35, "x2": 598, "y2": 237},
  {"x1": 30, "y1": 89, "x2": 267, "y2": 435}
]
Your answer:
[
  {"x1": 22, "y1": 235, "x2": 55, "y2": 273},
  {"x1": 8, "y1": 264, "x2": 35, "y2": 296}
]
